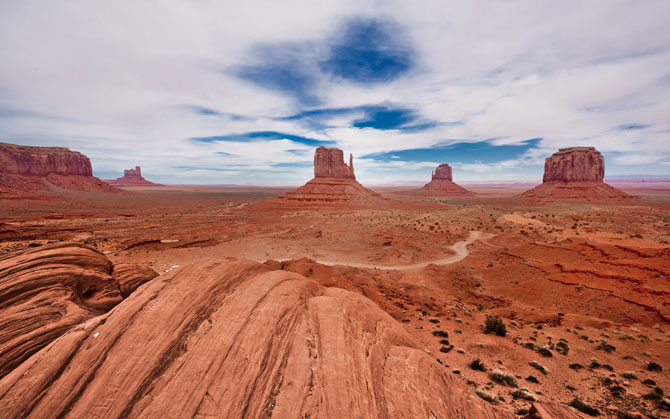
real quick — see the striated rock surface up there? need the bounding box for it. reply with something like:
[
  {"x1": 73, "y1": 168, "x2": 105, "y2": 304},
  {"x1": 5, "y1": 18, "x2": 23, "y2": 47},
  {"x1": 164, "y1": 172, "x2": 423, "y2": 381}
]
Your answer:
[
  {"x1": 107, "y1": 166, "x2": 162, "y2": 187},
  {"x1": 314, "y1": 146, "x2": 355, "y2": 179},
  {"x1": 111, "y1": 263, "x2": 159, "y2": 298},
  {"x1": 276, "y1": 147, "x2": 386, "y2": 206},
  {"x1": 0, "y1": 243, "x2": 157, "y2": 379},
  {"x1": 0, "y1": 258, "x2": 513, "y2": 418},
  {"x1": 523, "y1": 147, "x2": 634, "y2": 201},
  {"x1": 0, "y1": 142, "x2": 119, "y2": 196},
  {"x1": 542, "y1": 147, "x2": 603, "y2": 182}
]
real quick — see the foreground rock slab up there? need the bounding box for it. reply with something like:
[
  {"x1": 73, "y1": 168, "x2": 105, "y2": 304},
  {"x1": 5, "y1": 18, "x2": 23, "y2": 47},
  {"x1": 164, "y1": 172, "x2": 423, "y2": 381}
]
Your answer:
[
  {"x1": 0, "y1": 258, "x2": 513, "y2": 418},
  {"x1": 0, "y1": 243, "x2": 157, "y2": 379}
]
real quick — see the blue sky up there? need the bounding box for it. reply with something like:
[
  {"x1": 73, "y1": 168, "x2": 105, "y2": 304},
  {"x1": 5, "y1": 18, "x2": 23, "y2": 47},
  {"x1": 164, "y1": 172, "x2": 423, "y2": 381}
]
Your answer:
[{"x1": 0, "y1": 1, "x2": 669, "y2": 184}]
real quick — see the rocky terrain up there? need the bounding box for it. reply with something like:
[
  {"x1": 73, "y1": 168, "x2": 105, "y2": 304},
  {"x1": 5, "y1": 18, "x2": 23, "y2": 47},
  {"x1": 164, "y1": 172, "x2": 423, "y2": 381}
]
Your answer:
[
  {"x1": 524, "y1": 148, "x2": 634, "y2": 201},
  {"x1": 0, "y1": 142, "x2": 118, "y2": 197},
  {"x1": 106, "y1": 166, "x2": 162, "y2": 187},
  {"x1": 0, "y1": 145, "x2": 668, "y2": 418}
]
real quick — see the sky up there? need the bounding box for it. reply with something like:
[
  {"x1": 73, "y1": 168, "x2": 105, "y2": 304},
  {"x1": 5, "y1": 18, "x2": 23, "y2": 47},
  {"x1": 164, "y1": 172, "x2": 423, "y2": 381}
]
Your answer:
[{"x1": 0, "y1": 0, "x2": 669, "y2": 185}]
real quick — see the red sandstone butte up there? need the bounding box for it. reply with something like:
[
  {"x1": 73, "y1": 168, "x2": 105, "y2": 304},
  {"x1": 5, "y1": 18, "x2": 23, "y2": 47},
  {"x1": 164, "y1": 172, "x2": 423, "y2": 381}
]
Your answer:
[
  {"x1": 523, "y1": 147, "x2": 634, "y2": 201},
  {"x1": 421, "y1": 163, "x2": 474, "y2": 196},
  {"x1": 277, "y1": 147, "x2": 385, "y2": 205},
  {"x1": 107, "y1": 166, "x2": 162, "y2": 187},
  {"x1": 0, "y1": 141, "x2": 118, "y2": 196}
]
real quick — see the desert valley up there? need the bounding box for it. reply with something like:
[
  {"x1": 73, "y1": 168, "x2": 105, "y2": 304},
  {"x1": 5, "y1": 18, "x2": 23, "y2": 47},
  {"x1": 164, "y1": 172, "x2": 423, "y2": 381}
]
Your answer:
[{"x1": 0, "y1": 142, "x2": 668, "y2": 418}]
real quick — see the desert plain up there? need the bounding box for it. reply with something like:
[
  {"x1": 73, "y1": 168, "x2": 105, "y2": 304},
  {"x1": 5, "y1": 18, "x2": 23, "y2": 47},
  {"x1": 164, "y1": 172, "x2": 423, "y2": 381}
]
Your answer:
[{"x1": 1, "y1": 164, "x2": 669, "y2": 417}]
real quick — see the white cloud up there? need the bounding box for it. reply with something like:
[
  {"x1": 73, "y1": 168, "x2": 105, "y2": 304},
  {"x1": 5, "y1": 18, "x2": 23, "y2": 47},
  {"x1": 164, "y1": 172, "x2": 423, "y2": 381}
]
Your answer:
[{"x1": 0, "y1": 0, "x2": 668, "y2": 183}]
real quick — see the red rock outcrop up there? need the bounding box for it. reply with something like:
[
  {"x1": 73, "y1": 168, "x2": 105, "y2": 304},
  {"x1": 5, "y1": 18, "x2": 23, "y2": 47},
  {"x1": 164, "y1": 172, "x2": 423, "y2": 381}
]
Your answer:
[
  {"x1": 523, "y1": 147, "x2": 634, "y2": 201},
  {"x1": 314, "y1": 146, "x2": 355, "y2": 179},
  {"x1": 0, "y1": 243, "x2": 157, "y2": 379},
  {"x1": 397, "y1": 163, "x2": 474, "y2": 197},
  {"x1": 0, "y1": 142, "x2": 92, "y2": 176},
  {"x1": 0, "y1": 258, "x2": 513, "y2": 418},
  {"x1": 522, "y1": 403, "x2": 586, "y2": 418},
  {"x1": 111, "y1": 263, "x2": 160, "y2": 298},
  {"x1": 276, "y1": 147, "x2": 386, "y2": 206},
  {"x1": 0, "y1": 142, "x2": 119, "y2": 196},
  {"x1": 106, "y1": 166, "x2": 163, "y2": 187},
  {"x1": 542, "y1": 147, "x2": 604, "y2": 182},
  {"x1": 432, "y1": 163, "x2": 453, "y2": 181}
]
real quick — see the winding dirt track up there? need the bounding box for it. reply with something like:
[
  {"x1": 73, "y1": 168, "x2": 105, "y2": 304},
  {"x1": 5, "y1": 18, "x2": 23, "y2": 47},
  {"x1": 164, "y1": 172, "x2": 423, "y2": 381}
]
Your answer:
[{"x1": 296, "y1": 230, "x2": 484, "y2": 270}]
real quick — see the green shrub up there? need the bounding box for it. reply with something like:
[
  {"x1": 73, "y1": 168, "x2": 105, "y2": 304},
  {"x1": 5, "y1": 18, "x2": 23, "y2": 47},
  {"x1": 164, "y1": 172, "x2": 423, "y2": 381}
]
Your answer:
[
  {"x1": 529, "y1": 361, "x2": 549, "y2": 375},
  {"x1": 511, "y1": 388, "x2": 537, "y2": 401},
  {"x1": 596, "y1": 341, "x2": 616, "y2": 353},
  {"x1": 556, "y1": 339, "x2": 569, "y2": 355},
  {"x1": 490, "y1": 369, "x2": 517, "y2": 387},
  {"x1": 469, "y1": 358, "x2": 486, "y2": 371},
  {"x1": 537, "y1": 347, "x2": 553, "y2": 357},
  {"x1": 569, "y1": 398, "x2": 600, "y2": 416},
  {"x1": 475, "y1": 389, "x2": 497, "y2": 404},
  {"x1": 484, "y1": 315, "x2": 507, "y2": 337},
  {"x1": 647, "y1": 362, "x2": 662, "y2": 372}
]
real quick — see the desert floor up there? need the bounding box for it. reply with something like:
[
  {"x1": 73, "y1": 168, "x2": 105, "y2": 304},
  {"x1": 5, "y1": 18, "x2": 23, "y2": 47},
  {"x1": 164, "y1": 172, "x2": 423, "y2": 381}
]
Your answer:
[{"x1": 1, "y1": 182, "x2": 669, "y2": 417}]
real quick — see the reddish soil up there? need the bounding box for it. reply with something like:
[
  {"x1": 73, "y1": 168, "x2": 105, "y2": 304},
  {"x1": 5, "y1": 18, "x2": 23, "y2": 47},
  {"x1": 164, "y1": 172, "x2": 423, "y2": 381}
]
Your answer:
[{"x1": 0, "y1": 184, "x2": 669, "y2": 417}]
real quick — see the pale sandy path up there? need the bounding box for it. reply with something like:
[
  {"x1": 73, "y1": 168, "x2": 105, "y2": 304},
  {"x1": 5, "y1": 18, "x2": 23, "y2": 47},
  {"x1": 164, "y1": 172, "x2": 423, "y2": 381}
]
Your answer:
[{"x1": 277, "y1": 231, "x2": 484, "y2": 271}]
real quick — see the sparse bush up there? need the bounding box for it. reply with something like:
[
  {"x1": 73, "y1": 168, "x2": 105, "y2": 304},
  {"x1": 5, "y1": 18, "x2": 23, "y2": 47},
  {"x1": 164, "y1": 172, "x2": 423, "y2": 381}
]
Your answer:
[
  {"x1": 429, "y1": 318, "x2": 440, "y2": 323},
  {"x1": 609, "y1": 385, "x2": 625, "y2": 397},
  {"x1": 596, "y1": 341, "x2": 616, "y2": 353},
  {"x1": 621, "y1": 371, "x2": 637, "y2": 380},
  {"x1": 643, "y1": 379, "x2": 657, "y2": 386},
  {"x1": 526, "y1": 375, "x2": 539, "y2": 383},
  {"x1": 511, "y1": 388, "x2": 537, "y2": 401},
  {"x1": 648, "y1": 362, "x2": 663, "y2": 372},
  {"x1": 569, "y1": 398, "x2": 600, "y2": 416},
  {"x1": 516, "y1": 408, "x2": 530, "y2": 415},
  {"x1": 439, "y1": 339, "x2": 450, "y2": 345},
  {"x1": 537, "y1": 347, "x2": 553, "y2": 357},
  {"x1": 569, "y1": 363, "x2": 583, "y2": 371},
  {"x1": 643, "y1": 390, "x2": 662, "y2": 401},
  {"x1": 469, "y1": 358, "x2": 486, "y2": 371},
  {"x1": 433, "y1": 330, "x2": 449, "y2": 338},
  {"x1": 440, "y1": 345, "x2": 454, "y2": 353},
  {"x1": 529, "y1": 361, "x2": 549, "y2": 375},
  {"x1": 490, "y1": 369, "x2": 517, "y2": 387},
  {"x1": 475, "y1": 389, "x2": 497, "y2": 403},
  {"x1": 484, "y1": 315, "x2": 507, "y2": 337},
  {"x1": 556, "y1": 339, "x2": 569, "y2": 355}
]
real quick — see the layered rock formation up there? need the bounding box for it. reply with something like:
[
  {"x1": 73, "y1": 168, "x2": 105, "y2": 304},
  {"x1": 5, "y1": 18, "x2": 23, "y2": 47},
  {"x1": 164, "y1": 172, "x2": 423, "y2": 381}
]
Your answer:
[
  {"x1": 0, "y1": 142, "x2": 118, "y2": 196},
  {"x1": 421, "y1": 163, "x2": 474, "y2": 196},
  {"x1": 106, "y1": 166, "x2": 162, "y2": 187},
  {"x1": 277, "y1": 147, "x2": 386, "y2": 206},
  {"x1": 0, "y1": 243, "x2": 157, "y2": 379},
  {"x1": 314, "y1": 146, "x2": 355, "y2": 179},
  {"x1": 542, "y1": 147, "x2": 603, "y2": 182},
  {"x1": 523, "y1": 147, "x2": 634, "y2": 201},
  {"x1": 0, "y1": 258, "x2": 514, "y2": 418}
]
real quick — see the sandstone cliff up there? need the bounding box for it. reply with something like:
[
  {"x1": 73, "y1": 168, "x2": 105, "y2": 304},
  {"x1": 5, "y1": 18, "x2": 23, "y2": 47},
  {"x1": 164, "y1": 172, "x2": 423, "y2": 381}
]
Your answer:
[
  {"x1": 0, "y1": 142, "x2": 92, "y2": 176},
  {"x1": 542, "y1": 147, "x2": 604, "y2": 182},
  {"x1": 277, "y1": 147, "x2": 386, "y2": 207},
  {"x1": 523, "y1": 147, "x2": 634, "y2": 201},
  {"x1": 106, "y1": 166, "x2": 162, "y2": 187},
  {"x1": 432, "y1": 163, "x2": 453, "y2": 181},
  {"x1": 314, "y1": 146, "x2": 355, "y2": 179},
  {"x1": 0, "y1": 243, "x2": 157, "y2": 379},
  {"x1": 0, "y1": 142, "x2": 119, "y2": 196},
  {"x1": 0, "y1": 258, "x2": 515, "y2": 418}
]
